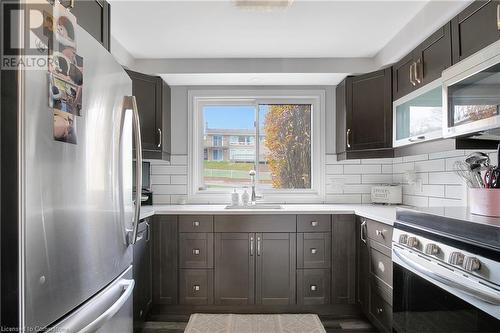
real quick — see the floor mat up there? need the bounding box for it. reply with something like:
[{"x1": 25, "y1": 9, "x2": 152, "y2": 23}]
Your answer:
[{"x1": 184, "y1": 313, "x2": 327, "y2": 333}]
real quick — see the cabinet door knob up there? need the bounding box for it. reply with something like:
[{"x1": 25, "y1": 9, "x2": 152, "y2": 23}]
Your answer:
[
  {"x1": 376, "y1": 307, "x2": 383, "y2": 314},
  {"x1": 193, "y1": 221, "x2": 200, "y2": 227},
  {"x1": 193, "y1": 249, "x2": 200, "y2": 255},
  {"x1": 310, "y1": 248, "x2": 317, "y2": 254},
  {"x1": 310, "y1": 285, "x2": 317, "y2": 291},
  {"x1": 193, "y1": 285, "x2": 200, "y2": 291},
  {"x1": 311, "y1": 221, "x2": 318, "y2": 227}
]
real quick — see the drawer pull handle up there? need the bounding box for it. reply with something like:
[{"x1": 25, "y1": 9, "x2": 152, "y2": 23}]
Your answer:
[
  {"x1": 311, "y1": 248, "x2": 317, "y2": 254},
  {"x1": 193, "y1": 285, "x2": 200, "y2": 292},
  {"x1": 497, "y1": 4, "x2": 500, "y2": 30},
  {"x1": 375, "y1": 229, "x2": 386, "y2": 238},
  {"x1": 310, "y1": 285, "x2": 317, "y2": 291},
  {"x1": 376, "y1": 307, "x2": 383, "y2": 314},
  {"x1": 311, "y1": 221, "x2": 318, "y2": 227},
  {"x1": 193, "y1": 221, "x2": 200, "y2": 227},
  {"x1": 193, "y1": 249, "x2": 200, "y2": 255}
]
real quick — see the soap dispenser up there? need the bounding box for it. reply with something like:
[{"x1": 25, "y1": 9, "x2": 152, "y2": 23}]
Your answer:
[{"x1": 231, "y1": 188, "x2": 240, "y2": 206}]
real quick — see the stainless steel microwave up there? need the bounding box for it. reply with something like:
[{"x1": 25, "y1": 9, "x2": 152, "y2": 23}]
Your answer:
[{"x1": 442, "y1": 39, "x2": 500, "y2": 138}]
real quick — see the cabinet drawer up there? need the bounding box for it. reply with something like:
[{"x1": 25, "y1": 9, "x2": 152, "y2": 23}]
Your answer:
[
  {"x1": 297, "y1": 233, "x2": 331, "y2": 269},
  {"x1": 179, "y1": 269, "x2": 214, "y2": 305},
  {"x1": 179, "y1": 215, "x2": 213, "y2": 232},
  {"x1": 370, "y1": 246, "x2": 392, "y2": 288},
  {"x1": 297, "y1": 215, "x2": 331, "y2": 232},
  {"x1": 215, "y1": 215, "x2": 295, "y2": 232},
  {"x1": 370, "y1": 288, "x2": 392, "y2": 333},
  {"x1": 297, "y1": 269, "x2": 331, "y2": 305},
  {"x1": 365, "y1": 219, "x2": 392, "y2": 249},
  {"x1": 179, "y1": 233, "x2": 214, "y2": 269}
]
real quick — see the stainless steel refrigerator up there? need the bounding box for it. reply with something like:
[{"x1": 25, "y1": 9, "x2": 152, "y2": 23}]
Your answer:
[{"x1": 1, "y1": 3, "x2": 142, "y2": 332}]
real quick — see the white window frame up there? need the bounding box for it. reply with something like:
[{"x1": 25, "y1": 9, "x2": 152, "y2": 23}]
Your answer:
[{"x1": 188, "y1": 89, "x2": 325, "y2": 204}]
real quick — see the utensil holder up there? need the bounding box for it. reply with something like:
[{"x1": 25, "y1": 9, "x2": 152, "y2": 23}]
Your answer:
[{"x1": 469, "y1": 188, "x2": 500, "y2": 217}]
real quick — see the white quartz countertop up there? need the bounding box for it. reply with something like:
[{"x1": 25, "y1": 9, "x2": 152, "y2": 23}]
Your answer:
[{"x1": 139, "y1": 204, "x2": 400, "y2": 226}]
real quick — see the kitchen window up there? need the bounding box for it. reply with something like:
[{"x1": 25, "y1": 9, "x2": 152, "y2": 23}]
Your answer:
[{"x1": 189, "y1": 90, "x2": 325, "y2": 203}]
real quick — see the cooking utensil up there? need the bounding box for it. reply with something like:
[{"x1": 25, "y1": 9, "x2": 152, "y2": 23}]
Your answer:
[
  {"x1": 490, "y1": 144, "x2": 500, "y2": 189},
  {"x1": 454, "y1": 161, "x2": 481, "y2": 188},
  {"x1": 465, "y1": 152, "x2": 490, "y2": 188}
]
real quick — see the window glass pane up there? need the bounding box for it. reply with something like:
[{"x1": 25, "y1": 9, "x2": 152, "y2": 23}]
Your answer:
[
  {"x1": 258, "y1": 104, "x2": 312, "y2": 189},
  {"x1": 202, "y1": 105, "x2": 256, "y2": 190}
]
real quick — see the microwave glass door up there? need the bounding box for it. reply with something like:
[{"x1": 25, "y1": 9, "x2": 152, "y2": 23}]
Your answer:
[
  {"x1": 393, "y1": 263, "x2": 500, "y2": 333},
  {"x1": 447, "y1": 63, "x2": 500, "y2": 129},
  {"x1": 394, "y1": 84, "x2": 442, "y2": 147}
]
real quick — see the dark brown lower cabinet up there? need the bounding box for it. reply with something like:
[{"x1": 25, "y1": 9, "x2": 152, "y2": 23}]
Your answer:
[
  {"x1": 297, "y1": 269, "x2": 331, "y2": 305},
  {"x1": 255, "y1": 233, "x2": 296, "y2": 305},
  {"x1": 179, "y1": 269, "x2": 214, "y2": 305},
  {"x1": 133, "y1": 219, "x2": 152, "y2": 331},
  {"x1": 356, "y1": 217, "x2": 370, "y2": 314},
  {"x1": 214, "y1": 233, "x2": 255, "y2": 305},
  {"x1": 297, "y1": 232, "x2": 331, "y2": 269},
  {"x1": 214, "y1": 232, "x2": 296, "y2": 305},
  {"x1": 331, "y1": 215, "x2": 356, "y2": 304},
  {"x1": 152, "y1": 215, "x2": 178, "y2": 305}
]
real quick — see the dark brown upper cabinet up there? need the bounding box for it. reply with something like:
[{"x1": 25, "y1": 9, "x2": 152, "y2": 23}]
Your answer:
[
  {"x1": 63, "y1": 0, "x2": 111, "y2": 51},
  {"x1": 336, "y1": 68, "x2": 393, "y2": 160},
  {"x1": 393, "y1": 23, "x2": 452, "y2": 100},
  {"x1": 126, "y1": 70, "x2": 171, "y2": 161},
  {"x1": 451, "y1": 0, "x2": 500, "y2": 64}
]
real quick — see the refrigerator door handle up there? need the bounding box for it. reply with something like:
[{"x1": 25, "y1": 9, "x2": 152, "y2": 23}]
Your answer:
[
  {"x1": 79, "y1": 279, "x2": 135, "y2": 333},
  {"x1": 123, "y1": 96, "x2": 143, "y2": 245}
]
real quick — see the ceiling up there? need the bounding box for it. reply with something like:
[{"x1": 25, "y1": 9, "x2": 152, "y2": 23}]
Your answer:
[
  {"x1": 110, "y1": 0, "x2": 431, "y2": 59},
  {"x1": 159, "y1": 73, "x2": 349, "y2": 85}
]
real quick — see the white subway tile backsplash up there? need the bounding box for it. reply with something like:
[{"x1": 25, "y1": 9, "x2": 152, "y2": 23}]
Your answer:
[
  {"x1": 361, "y1": 158, "x2": 393, "y2": 165},
  {"x1": 344, "y1": 164, "x2": 382, "y2": 174},
  {"x1": 326, "y1": 164, "x2": 344, "y2": 174},
  {"x1": 403, "y1": 154, "x2": 428, "y2": 162},
  {"x1": 325, "y1": 194, "x2": 362, "y2": 204},
  {"x1": 170, "y1": 175, "x2": 188, "y2": 185},
  {"x1": 429, "y1": 150, "x2": 465, "y2": 160},
  {"x1": 153, "y1": 194, "x2": 171, "y2": 204},
  {"x1": 393, "y1": 162, "x2": 414, "y2": 174},
  {"x1": 149, "y1": 151, "x2": 473, "y2": 208},
  {"x1": 428, "y1": 172, "x2": 463, "y2": 185},
  {"x1": 445, "y1": 185, "x2": 465, "y2": 200},
  {"x1": 151, "y1": 184, "x2": 187, "y2": 195},
  {"x1": 429, "y1": 197, "x2": 464, "y2": 207},
  {"x1": 150, "y1": 175, "x2": 171, "y2": 185},
  {"x1": 403, "y1": 195, "x2": 429, "y2": 207},
  {"x1": 362, "y1": 174, "x2": 393, "y2": 184},
  {"x1": 342, "y1": 184, "x2": 373, "y2": 194},
  {"x1": 151, "y1": 165, "x2": 188, "y2": 175},
  {"x1": 382, "y1": 164, "x2": 393, "y2": 174},
  {"x1": 415, "y1": 159, "x2": 445, "y2": 172}
]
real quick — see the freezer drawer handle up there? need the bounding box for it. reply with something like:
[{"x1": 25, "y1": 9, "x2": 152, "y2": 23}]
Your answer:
[{"x1": 80, "y1": 279, "x2": 135, "y2": 333}]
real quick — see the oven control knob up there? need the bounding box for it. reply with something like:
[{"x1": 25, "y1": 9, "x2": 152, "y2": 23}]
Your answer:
[
  {"x1": 424, "y1": 243, "x2": 440, "y2": 256},
  {"x1": 463, "y1": 257, "x2": 481, "y2": 272},
  {"x1": 449, "y1": 252, "x2": 465, "y2": 266},
  {"x1": 398, "y1": 234, "x2": 408, "y2": 245},
  {"x1": 406, "y1": 237, "x2": 419, "y2": 248}
]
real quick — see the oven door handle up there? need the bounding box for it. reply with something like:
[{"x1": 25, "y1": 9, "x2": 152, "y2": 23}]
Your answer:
[{"x1": 393, "y1": 247, "x2": 500, "y2": 305}]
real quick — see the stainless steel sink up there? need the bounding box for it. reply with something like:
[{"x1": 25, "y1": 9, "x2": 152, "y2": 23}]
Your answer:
[{"x1": 225, "y1": 204, "x2": 283, "y2": 210}]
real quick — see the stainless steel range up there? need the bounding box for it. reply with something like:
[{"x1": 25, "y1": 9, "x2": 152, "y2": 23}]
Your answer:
[{"x1": 392, "y1": 207, "x2": 500, "y2": 332}]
